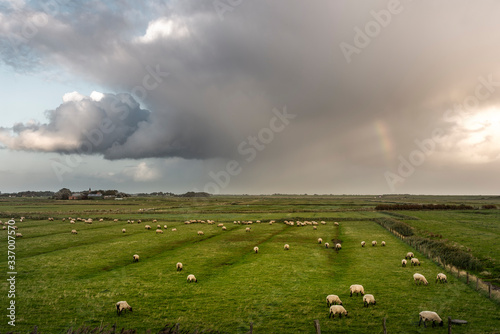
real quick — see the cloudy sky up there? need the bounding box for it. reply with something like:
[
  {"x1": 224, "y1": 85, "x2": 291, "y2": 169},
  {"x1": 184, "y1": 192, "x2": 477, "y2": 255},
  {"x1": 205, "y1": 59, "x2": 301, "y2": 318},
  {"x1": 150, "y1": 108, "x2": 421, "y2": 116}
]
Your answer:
[{"x1": 1, "y1": 0, "x2": 499, "y2": 195}]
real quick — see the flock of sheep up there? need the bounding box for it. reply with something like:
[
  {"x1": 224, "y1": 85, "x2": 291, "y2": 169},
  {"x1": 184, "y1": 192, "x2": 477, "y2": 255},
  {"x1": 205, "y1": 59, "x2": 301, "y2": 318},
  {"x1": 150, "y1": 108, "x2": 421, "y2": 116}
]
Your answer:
[{"x1": 10, "y1": 216, "x2": 447, "y2": 327}]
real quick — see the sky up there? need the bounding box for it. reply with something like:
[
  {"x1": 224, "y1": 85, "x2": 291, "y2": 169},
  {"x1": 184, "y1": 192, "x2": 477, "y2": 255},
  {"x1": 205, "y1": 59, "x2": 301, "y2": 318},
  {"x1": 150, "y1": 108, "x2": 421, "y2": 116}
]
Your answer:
[{"x1": 0, "y1": 0, "x2": 500, "y2": 195}]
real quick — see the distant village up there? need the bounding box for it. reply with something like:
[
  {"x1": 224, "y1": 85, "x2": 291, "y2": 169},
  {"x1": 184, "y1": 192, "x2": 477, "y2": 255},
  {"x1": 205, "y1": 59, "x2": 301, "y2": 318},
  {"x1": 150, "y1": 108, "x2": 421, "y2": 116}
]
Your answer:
[{"x1": 0, "y1": 189, "x2": 210, "y2": 199}]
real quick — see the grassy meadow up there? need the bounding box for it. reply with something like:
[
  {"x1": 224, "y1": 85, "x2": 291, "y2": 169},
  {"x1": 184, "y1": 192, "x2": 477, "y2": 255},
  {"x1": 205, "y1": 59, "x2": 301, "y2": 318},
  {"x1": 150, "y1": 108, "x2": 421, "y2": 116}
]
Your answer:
[{"x1": 0, "y1": 195, "x2": 499, "y2": 333}]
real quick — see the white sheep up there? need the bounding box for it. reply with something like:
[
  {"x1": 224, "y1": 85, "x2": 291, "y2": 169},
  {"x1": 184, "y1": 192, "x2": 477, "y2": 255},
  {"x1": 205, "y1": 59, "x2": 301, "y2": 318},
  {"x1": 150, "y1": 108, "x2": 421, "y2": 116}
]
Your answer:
[
  {"x1": 145, "y1": 225, "x2": 151, "y2": 230},
  {"x1": 133, "y1": 254, "x2": 139, "y2": 262},
  {"x1": 222, "y1": 226, "x2": 227, "y2": 230},
  {"x1": 411, "y1": 258, "x2": 420, "y2": 266},
  {"x1": 381, "y1": 241, "x2": 386, "y2": 246},
  {"x1": 325, "y1": 242, "x2": 330, "y2": 249},
  {"x1": 164, "y1": 225, "x2": 167, "y2": 229},
  {"x1": 172, "y1": 228, "x2": 177, "y2": 232},
  {"x1": 176, "y1": 262, "x2": 183, "y2": 271},
  {"x1": 436, "y1": 273, "x2": 447, "y2": 283},
  {"x1": 349, "y1": 284, "x2": 364, "y2": 297},
  {"x1": 187, "y1": 274, "x2": 197, "y2": 283},
  {"x1": 156, "y1": 229, "x2": 163, "y2": 234},
  {"x1": 15, "y1": 233, "x2": 23, "y2": 237},
  {"x1": 406, "y1": 252, "x2": 414, "y2": 259},
  {"x1": 313, "y1": 226, "x2": 317, "y2": 230},
  {"x1": 418, "y1": 311, "x2": 443, "y2": 328},
  {"x1": 372, "y1": 240, "x2": 377, "y2": 246},
  {"x1": 245, "y1": 227, "x2": 251, "y2": 232},
  {"x1": 157, "y1": 224, "x2": 161, "y2": 229},
  {"x1": 253, "y1": 246, "x2": 259, "y2": 253},
  {"x1": 197, "y1": 231, "x2": 204, "y2": 236},
  {"x1": 413, "y1": 273, "x2": 428, "y2": 285},
  {"x1": 328, "y1": 305, "x2": 348, "y2": 318},
  {"x1": 334, "y1": 222, "x2": 339, "y2": 226},
  {"x1": 402, "y1": 259, "x2": 407, "y2": 267},
  {"x1": 363, "y1": 294, "x2": 376, "y2": 307},
  {"x1": 113, "y1": 219, "x2": 118, "y2": 222},
  {"x1": 335, "y1": 243, "x2": 342, "y2": 250},
  {"x1": 218, "y1": 223, "x2": 224, "y2": 227},
  {"x1": 318, "y1": 238, "x2": 323, "y2": 244},
  {"x1": 116, "y1": 301, "x2": 132, "y2": 315},
  {"x1": 361, "y1": 241, "x2": 365, "y2": 247},
  {"x1": 326, "y1": 294, "x2": 342, "y2": 306},
  {"x1": 71, "y1": 230, "x2": 77, "y2": 234},
  {"x1": 122, "y1": 229, "x2": 126, "y2": 233},
  {"x1": 284, "y1": 244, "x2": 290, "y2": 250}
]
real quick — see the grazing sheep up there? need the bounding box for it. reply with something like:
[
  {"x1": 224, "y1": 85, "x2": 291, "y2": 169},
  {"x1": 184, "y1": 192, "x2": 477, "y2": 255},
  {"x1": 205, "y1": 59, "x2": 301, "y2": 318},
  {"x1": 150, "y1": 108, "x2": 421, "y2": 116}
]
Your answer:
[
  {"x1": 71, "y1": 230, "x2": 77, "y2": 234},
  {"x1": 325, "y1": 242, "x2": 330, "y2": 249},
  {"x1": 402, "y1": 259, "x2": 407, "y2": 267},
  {"x1": 15, "y1": 233, "x2": 23, "y2": 237},
  {"x1": 313, "y1": 226, "x2": 317, "y2": 230},
  {"x1": 48, "y1": 217, "x2": 54, "y2": 221},
  {"x1": 436, "y1": 273, "x2": 447, "y2": 283},
  {"x1": 318, "y1": 238, "x2": 323, "y2": 244},
  {"x1": 2, "y1": 226, "x2": 5, "y2": 230},
  {"x1": 176, "y1": 262, "x2": 183, "y2": 271},
  {"x1": 253, "y1": 246, "x2": 259, "y2": 253},
  {"x1": 372, "y1": 240, "x2": 377, "y2": 246},
  {"x1": 328, "y1": 305, "x2": 348, "y2": 319},
  {"x1": 363, "y1": 294, "x2": 376, "y2": 307},
  {"x1": 156, "y1": 229, "x2": 163, "y2": 234},
  {"x1": 334, "y1": 222, "x2": 339, "y2": 226},
  {"x1": 197, "y1": 231, "x2": 204, "y2": 236},
  {"x1": 114, "y1": 219, "x2": 119, "y2": 222},
  {"x1": 164, "y1": 225, "x2": 167, "y2": 229},
  {"x1": 222, "y1": 226, "x2": 227, "y2": 230},
  {"x1": 122, "y1": 229, "x2": 126, "y2": 233},
  {"x1": 152, "y1": 219, "x2": 157, "y2": 223},
  {"x1": 361, "y1": 241, "x2": 365, "y2": 247},
  {"x1": 245, "y1": 227, "x2": 251, "y2": 232},
  {"x1": 145, "y1": 225, "x2": 151, "y2": 230},
  {"x1": 187, "y1": 274, "x2": 197, "y2": 283},
  {"x1": 381, "y1": 241, "x2": 386, "y2": 246},
  {"x1": 116, "y1": 301, "x2": 132, "y2": 315},
  {"x1": 133, "y1": 254, "x2": 139, "y2": 262},
  {"x1": 70, "y1": 220, "x2": 75, "y2": 224},
  {"x1": 349, "y1": 284, "x2": 364, "y2": 297},
  {"x1": 411, "y1": 258, "x2": 420, "y2": 266},
  {"x1": 217, "y1": 223, "x2": 224, "y2": 227},
  {"x1": 284, "y1": 244, "x2": 290, "y2": 250},
  {"x1": 172, "y1": 228, "x2": 177, "y2": 232},
  {"x1": 99, "y1": 218, "x2": 104, "y2": 222},
  {"x1": 335, "y1": 243, "x2": 342, "y2": 251},
  {"x1": 418, "y1": 311, "x2": 443, "y2": 328},
  {"x1": 157, "y1": 224, "x2": 161, "y2": 229},
  {"x1": 413, "y1": 273, "x2": 428, "y2": 285},
  {"x1": 326, "y1": 294, "x2": 342, "y2": 307},
  {"x1": 406, "y1": 252, "x2": 414, "y2": 259}
]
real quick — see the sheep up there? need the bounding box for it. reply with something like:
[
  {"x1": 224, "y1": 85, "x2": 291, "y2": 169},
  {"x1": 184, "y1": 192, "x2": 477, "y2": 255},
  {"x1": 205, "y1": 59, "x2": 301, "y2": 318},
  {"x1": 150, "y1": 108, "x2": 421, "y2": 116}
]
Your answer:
[
  {"x1": 418, "y1": 311, "x2": 443, "y2": 328},
  {"x1": 187, "y1": 274, "x2": 197, "y2": 283},
  {"x1": 217, "y1": 223, "x2": 224, "y2": 227},
  {"x1": 157, "y1": 224, "x2": 161, "y2": 229},
  {"x1": 15, "y1": 233, "x2": 23, "y2": 237},
  {"x1": 99, "y1": 218, "x2": 104, "y2": 222},
  {"x1": 122, "y1": 229, "x2": 126, "y2": 233},
  {"x1": 176, "y1": 262, "x2": 183, "y2": 271},
  {"x1": 372, "y1": 240, "x2": 377, "y2": 246},
  {"x1": 197, "y1": 231, "x2": 204, "y2": 236},
  {"x1": 114, "y1": 219, "x2": 119, "y2": 222},
  {"x1": 361, "y1": 241, "x2": 365, "y2": 247},
  {"x1": 325, "y1": 242, "x2": 330, "y2": 249},
  {"x1": 318, "y1": 238, "x2": 323, "y2": 244},
  {"x1": 381, "y1": 241, "x2": 386, "y2": 246},
  {"x1": 313, "y1": 226, "x2": 317, "y2": 230},
  {"x1": 172, "y1": 228, "x2": 177, "y2": 232},
  {"x1": 436, "y1": 273, "x2": 447, "y2": 283},
  {"x1": 145, "y1": 225, "x2": 151, "y2": 230},
  {"x1": 253, "y1": 246, "x2": 259, "y2": 253},
  {"x1": 71, "y1": 230, "x2": 77, "y2": 234},
  {"x1": 245, "y1": 227, "x2": 251, "y2": 232},
  {"x1": 406, "y1": 252, "x2": 414, "y2": 259},
  {"x1": 326, "y1": 294, "x2": 342, "y2": 307},
  {"x1": 156, "y1": 229, "x2": 163, "y2": 234},
  {"x1": 116, "y1": 301, "x2": 132, "y2": 315},
  {"x1": 335, "y1": 243, "x2": 342, "y2": 251},
  {"x1": 133, "y1": 254, "x2": 139, "y2": 262},
  {"x1": 48, "y1": 217, "x2": 54, "y2": 221},
  {"x1": 70, "y1": 220, "x2": 76, "y2": 224},
  {"x1": 402, "y1": 259, "x2": 407, "y2": 267},
  {"x1": 413, "y1": 273, "x2": 428, "y2": 285},
  {"x1": 363, "y1": 294, "x2": 376, "y2": 307},
  {"x1": 284, "y1": 244, "x2": 290, "y2": 250},
  {"x1": 349, "y1": 284, "x2": 364, "y2": 297},
  {"x1": 328, "y1": 305, "x2": 348, "y2": 318},
  {"x1": 334, "y1": 222, "x2": 339, "y2": 226},
  {"x1": 164, "y1": 225, "x2": 167, "y2": 229},
  {"x1": 411, "y1": 258, "x2": 420, "y2": 266},
  {"x1": 222, "y1": 226, "x2": 227, "y2": 230}
]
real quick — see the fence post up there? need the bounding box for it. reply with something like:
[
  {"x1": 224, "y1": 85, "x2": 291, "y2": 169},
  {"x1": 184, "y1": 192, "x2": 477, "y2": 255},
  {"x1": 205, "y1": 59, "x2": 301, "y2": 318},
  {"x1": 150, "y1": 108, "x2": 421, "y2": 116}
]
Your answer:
[
  {"x1": 476, "y1": 277, "x2": 479, "y2": 290},
  {"x1": 466, "y1": 272, "x2": 469, "y2": 284},
  {"x1": 383, "y1": 317, "x2": 387, "y2": 334},
  {"x1": 448, "y1": 317, "x2": 452, "y2": 334},
  {"x1": 313, "y1": 319, "x2": 321, "y2": 334},
  {"x1": 248, "y1": 322, "x2": 253, "y2": 334},
  {"x1": 489, "y1": 283, "x2": 492, "y2": 299}
]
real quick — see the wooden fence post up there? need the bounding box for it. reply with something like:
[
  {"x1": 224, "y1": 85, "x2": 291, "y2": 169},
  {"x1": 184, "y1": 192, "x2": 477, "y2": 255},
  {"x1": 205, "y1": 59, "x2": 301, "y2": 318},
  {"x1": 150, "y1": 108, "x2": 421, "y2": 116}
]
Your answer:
[
  {"x1": 248, "y1": 321, "x2": 253, "y2": 334},
  {"x1": 313, "y1": 319, "x2": 321, "y2": 334},
  {"x1": 383, "y1": 317, "x2": 387, "y2": 334},
  {"x1": 448, "y1": 317, "x2": 452, "y2": 334},
  {"x1": 476, "y1": 277, "x2": 479, "y2": 290},
  {"x1": 466, "y1": 272, "x2": 469, "y2": 284},
  {"x1": 489, "y1": 283, "x2": 492, "y2": 299}
]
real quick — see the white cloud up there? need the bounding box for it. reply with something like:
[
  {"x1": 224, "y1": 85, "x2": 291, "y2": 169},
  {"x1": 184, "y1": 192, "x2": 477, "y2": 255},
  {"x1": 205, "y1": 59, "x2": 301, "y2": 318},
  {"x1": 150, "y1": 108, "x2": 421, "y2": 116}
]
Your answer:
[
  {"x1": 135, "y1": 17, "x2": 190, "y2": 43},
  {"x1": 122, "y1": 162, "x2": 161, "y2": 182}
]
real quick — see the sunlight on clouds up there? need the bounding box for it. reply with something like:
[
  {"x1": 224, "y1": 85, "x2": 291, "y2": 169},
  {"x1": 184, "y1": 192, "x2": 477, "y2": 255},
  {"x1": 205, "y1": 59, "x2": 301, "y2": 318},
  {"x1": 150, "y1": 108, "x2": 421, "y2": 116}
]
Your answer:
[
  {"x1": 135, "y1": 17, "x2": 190, "y2": 43},
  {"x1": 123, "y1": 162, "x2": 161, "y2": 182}
]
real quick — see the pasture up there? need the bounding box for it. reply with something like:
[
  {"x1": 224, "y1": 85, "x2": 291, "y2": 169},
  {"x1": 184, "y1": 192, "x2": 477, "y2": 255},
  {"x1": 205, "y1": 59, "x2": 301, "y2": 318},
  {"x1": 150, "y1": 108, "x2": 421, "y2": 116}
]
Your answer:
[{"x1": 0, "y1": 195, "x2": 499, "y2": 333}]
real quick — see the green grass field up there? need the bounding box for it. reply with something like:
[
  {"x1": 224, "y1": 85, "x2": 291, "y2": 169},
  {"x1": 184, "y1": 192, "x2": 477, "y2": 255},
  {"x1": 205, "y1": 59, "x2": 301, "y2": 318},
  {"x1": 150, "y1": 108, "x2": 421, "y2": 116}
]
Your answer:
[{"x1": 0, "y1": 196, "x2": 499, "y2": 333}]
